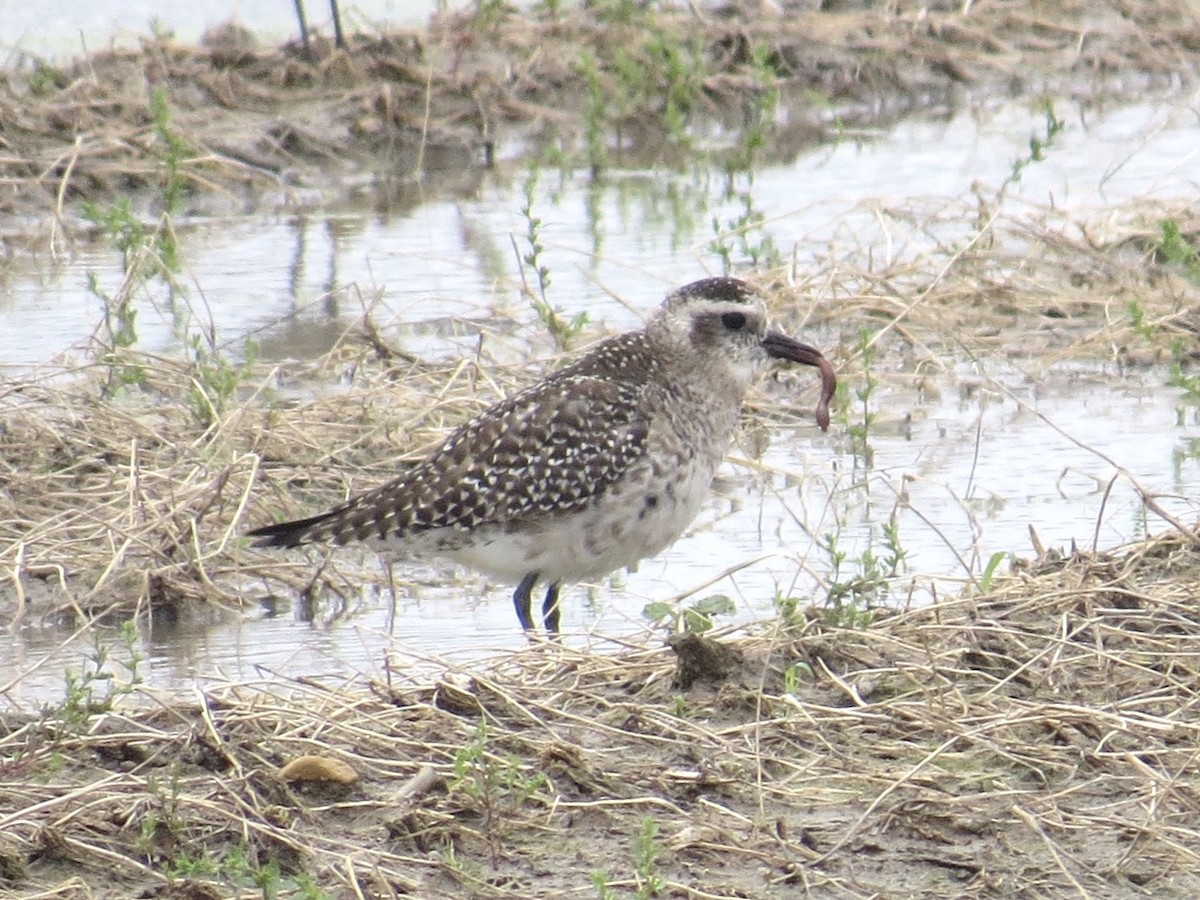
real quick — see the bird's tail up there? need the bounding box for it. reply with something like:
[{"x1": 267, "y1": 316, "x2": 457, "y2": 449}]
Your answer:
[{"x1": 246, "y1": 510, "x2": 341, "y2": 548}]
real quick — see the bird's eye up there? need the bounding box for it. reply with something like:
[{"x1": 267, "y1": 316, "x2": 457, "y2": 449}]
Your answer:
[{"x1": 721, "y1": 312, "x2": 747, "y2": 331}]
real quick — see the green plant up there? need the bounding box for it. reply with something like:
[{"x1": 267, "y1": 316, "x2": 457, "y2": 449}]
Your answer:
[
  {"x1": 1167, "y1": 338, "x2": 1200, "y2": 400},
  {"x1": 27, "y1": 62, "x2": 67, "y2": 97},
  {"x1": 147, "y1": 17, "x2": 175, "y2": 42},
  {"x1": 450, "y1": 722, "x2": 547, "y2": 866},
  {"x1": 439, "y1": 841, "x2": 486, "y2": 888},
  {"x1": 149, "y1": 85, "x2": 189, "y2": 232},
  {"x1": 592, "y1": 0, "x2": 641, "y2": 26},
  {"x1": 46, "y1": 621, "x2": 144, "y2": 730},
  {"x1": 845, "y1": 327, "x2": 878, "y2": 465},
  {"x1": 85, "y1": 274, "x2": 146, "y2": 393},
  {"x1": 996, "y1": 98, "x2": 1064, "y2": 199},
  {"x1": 645, "y1": 30, "x2": 705, "y2": 147},
  {"x1": 137, "y1": 810, "x2": 163, "y2": 854},
  {"x1": 611, "y1": 47, "x2": 647, "y2": 131},
  {"x1": 591, "y1": 870, "x2": 618, "y2": 900},
  {"x1": 772, "y1": 592, "x2": 806, "y2": 632},
  {"x1": 594, "y1": 816, "x2": 666, "y2": 898},
  {"x1": 710, "y1": 44, "x2": 782, "y2": 266},
  {"x1": 82, "y1": 199, "x2": 152, "y2": 392},
  {"x1": 1153, "y1": 217, "x2": 1200, "y2": 286},
  {"x1": 1173, "y1": 438, "x2": 1200, "y2": 480},
  {"x1": 1127, "y1": 295, "x2": 1200, "y2": 403},
  {"x1": 165, "y1": 849, "x2": 221, "y2": 880},
  {"x1": 631, "y1": 817, "x2": 665, "y2": 899},
  {"x1": 250, "y1": 856, "x2": 283, "y2": 899},
  {"x1": 879, "y1": 519, "x2": 909, "y2": 578},
  {"x1": 1127, "y1": 298, "x2": 1155, "y2": 341},
  {"x1": 163, "y1": 841, "x2": 325, "y2": 899},
  {"x1": 820, "y1": 518, "x2": 908, "y2": 627},
  {"x1": 83, "y1": 197, "x2": 149, "y2": 270},
  {"x1": 579, "y1": 50, "x2": 608, "y2": 177},
  {"x1": 186, "y1": 330, "x2": 255, "y2": 427},
  {"x1": 643, "y1": 593, "x2": 736, "y2": 634},
  {"x1": 520, "y1": 166, "x2": 552, "y2": 307},
  {"x1": 290, "y1": 872, "x2": 329, "y2": 900},
  {"x1": 978, "y1": 551, "x2": 1007, "y2": 593},
  {"x1": 82, "y1": 91, "x2": 190, "y2": 395},
  {"x1": 517, "y1": 167, "x2": 589, "y2": 349},
  {"x1": 782, "y1": 662, "x2": 812, "y2": 694},
  {"x1": 709, "y1": 183, "x2": 782, "y2": 273},
  {"x1": 83, "y1": 88, "x2": 188, "y2": 272},
  {"x1": 802, "y1": 89, "x2": 846, "y2": 145},
  {"x1": 470, "y1": 0, "x2": 508, "y2": 31},
  {"x1": 136, "y1": 766, "x2": 187, "y2": 861},
  {"x1": 726, "y1": 41, "x2": 781, "y2": 173}
]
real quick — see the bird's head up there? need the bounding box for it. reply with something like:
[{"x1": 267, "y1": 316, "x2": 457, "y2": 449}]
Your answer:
[{"x1": 651, "y1": 276, "x2": 836, "y2": 431}]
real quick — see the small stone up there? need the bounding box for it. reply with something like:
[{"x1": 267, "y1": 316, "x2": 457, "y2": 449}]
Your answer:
[{"x1": 277, "y1": 755, "x2": 359, "y2": 785}]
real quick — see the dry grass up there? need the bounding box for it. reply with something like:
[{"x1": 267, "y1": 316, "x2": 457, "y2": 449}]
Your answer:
[
  {"x1": 2, "y1": 0, "x2": 1198, "y2": 223},
  {"x1": 3, "y1": 4, "x2": 1200, "y2": 894},
  {"x1": 0, "y1": 336, "x2": 497, "y2": 627},
  {"x1": 785, "y1": 198, "x2": 1200, "y2": 363},
  {"x1": 1, "y1": 195, "x2": 1198, "y2": 625},
  {"x1": 4, "y1": 527, "x2": 1200, "y2": 897}
]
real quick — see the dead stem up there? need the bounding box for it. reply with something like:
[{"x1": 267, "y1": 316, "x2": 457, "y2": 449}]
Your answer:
[{"x1": 4, "y1": 531, "x2": 1200, "y2": 895}]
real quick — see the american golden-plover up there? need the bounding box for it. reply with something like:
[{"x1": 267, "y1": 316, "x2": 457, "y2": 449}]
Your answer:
[{"x1": 249, "y1": 277, "x2": 836, "y2": 632}]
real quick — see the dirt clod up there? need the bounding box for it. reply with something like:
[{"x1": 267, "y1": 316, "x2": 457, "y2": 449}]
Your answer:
[{"x1": 668, "y1": 632, "x2": 747, "y2": 688}]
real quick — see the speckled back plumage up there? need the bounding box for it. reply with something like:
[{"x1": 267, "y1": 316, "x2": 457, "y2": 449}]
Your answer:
[
  {"x1": 248, "y1": 276, "x2": 836, "y2": 632},
  {"x1": 286, "y1": 334, "x2": 659, "y2": 545}
]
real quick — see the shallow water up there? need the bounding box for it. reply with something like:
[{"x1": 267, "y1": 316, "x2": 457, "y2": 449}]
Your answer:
[
  {"x1": 5, "y1": 0, "x2": 444, "y2": 59},
  {"x1": 2, "y1": 90, "x2": 1199, "y2": 707}
]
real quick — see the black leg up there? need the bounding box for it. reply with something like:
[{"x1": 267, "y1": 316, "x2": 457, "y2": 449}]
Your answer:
[
  {"x1": 542, "y1": 583, "x2": 562, "y2": 634},
  {"x1": 513, "y1": 573, "x2": 538, "y2": 631}
]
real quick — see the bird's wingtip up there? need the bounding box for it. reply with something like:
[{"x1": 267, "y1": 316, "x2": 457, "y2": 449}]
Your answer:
[{"x1": 246, "y1": 519, "x2": 310, "y2": 549}]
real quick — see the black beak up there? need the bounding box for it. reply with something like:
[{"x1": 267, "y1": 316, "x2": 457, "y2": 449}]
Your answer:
[{"x1": 761, "y1": 331, "x2": 836, "y2": 432}]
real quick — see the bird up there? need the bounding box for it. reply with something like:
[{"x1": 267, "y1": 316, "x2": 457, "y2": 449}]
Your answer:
[{"x1": 248, "y1": 276, "x2": 836, "y2": 633}]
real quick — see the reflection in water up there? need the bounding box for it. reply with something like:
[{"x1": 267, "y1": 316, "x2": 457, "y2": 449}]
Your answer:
[
  {"x1": 2, "y1": 93, "x2": 1200, "y2": 706},
  {"x1": 6, "y1": 0, "x2": 443, "y2": 61}
]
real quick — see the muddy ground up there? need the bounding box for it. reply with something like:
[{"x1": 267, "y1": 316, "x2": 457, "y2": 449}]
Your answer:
[
  {"x1": 7, "y1": 535, "x2": 1200, "y2": 899},
  {"x1": 4, "y1": 1, "x2": 1200, "y2": 898}
]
